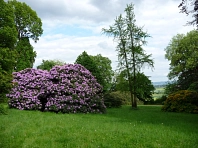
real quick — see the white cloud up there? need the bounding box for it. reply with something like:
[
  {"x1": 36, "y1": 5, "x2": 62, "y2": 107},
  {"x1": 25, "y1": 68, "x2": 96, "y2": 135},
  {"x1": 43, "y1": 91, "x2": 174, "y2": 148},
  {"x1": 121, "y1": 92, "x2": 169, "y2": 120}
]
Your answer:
[{"x1": 18, "y1": 0, "x2": 195, "y2": 82}]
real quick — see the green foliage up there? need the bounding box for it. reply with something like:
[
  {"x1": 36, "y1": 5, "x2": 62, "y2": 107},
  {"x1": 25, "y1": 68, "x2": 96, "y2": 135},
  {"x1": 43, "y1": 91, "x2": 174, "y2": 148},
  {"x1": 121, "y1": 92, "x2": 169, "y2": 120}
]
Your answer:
[
  {"x1": 102, "y1": 3, "x2": 154, "y2": 108},
  {"x1": 37, "y1": 59, "x2": 66, "y2": 71},
  {"x1": 0, "y1": 69, "x2": 13, "y2": 103},
  {"x1": 104, "y1": 93, "x2": 122, "y2": 108},
  {"x1": 162, "y1": 90, "x2": 198, "y2": 114},
  {"x1": 135, "y1": 73, "x2": 155, "y2": 102},
  {"x1": 75, "y1": 51, "x2": 104, "y2": 90},
  {"x1": 0, "y1": 48, "x2": 17, "y2": 73},
  {"x1": 115, "y1": 70, "x2": 129, "y2": 92},
  {"x1": 0, "y1": 104, "x2": 8, "y2": 115},
  {"x1": 8, "y1": 0, "x2": 43, "y2": 42},
  {"x1": 165, "y1": 30, "x2": 198, "y2": 94},
  {"x1": 115, "y1": 71, "x2": 155, "y2": 103},
  {"x1": 0, "y1": 0, "x2": 17, "y2": 49},
  {"x1": 90, "y1": 54, "x2": 114, "y2": 92},
  {"x1": 146, "y1": 95, "x2": 167, "y2": 105},
  {"x1": 0, "y1": 0, "x2": 43, "y2": 99},
  {"x1": 164, "y1": 81, "x2": 180, "y2": 95},
  {"x1": 165, "y1": 30, "x2": 198, "y2": 79},
  {"x1": 104, "y1": 91, "x2": 144, "y2": 105},
  {"x1": 0, "y1": 0, "x2": 17, "y2": 102},
  {"x1": 177, "y1": 66, "x2": 198, "y2": 91},
  {"x1": 0, "y1": 48, "x2": 17, "y2": 102},
  {"x1": 188, "y1": 81, "x2": 198, "y2": 92},
  {"x1": 15, "y1": 37, "x2": 36, "y2": 71}
]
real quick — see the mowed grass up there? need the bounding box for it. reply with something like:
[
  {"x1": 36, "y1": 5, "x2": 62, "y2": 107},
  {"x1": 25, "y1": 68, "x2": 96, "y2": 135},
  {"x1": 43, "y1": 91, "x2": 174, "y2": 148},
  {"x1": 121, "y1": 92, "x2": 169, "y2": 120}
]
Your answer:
[{"x1": 0, "y1": 105, "x2": 198, "y2": 148}]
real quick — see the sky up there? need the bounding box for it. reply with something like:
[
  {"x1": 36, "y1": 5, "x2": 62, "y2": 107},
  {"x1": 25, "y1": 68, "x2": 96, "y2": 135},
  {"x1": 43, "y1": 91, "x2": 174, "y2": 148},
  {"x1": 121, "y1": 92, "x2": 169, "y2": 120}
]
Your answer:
[{"x1": 16, "y1": 0, "x2": 195, "y2": 82}]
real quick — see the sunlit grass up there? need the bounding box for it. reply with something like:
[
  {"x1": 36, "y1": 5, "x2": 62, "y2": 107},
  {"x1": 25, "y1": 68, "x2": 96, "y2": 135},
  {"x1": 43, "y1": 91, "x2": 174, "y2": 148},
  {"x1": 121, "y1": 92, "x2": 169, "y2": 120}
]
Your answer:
[
  {"x1": 0, "y1": 105, "x2": 197, "y2": 148},
  {"x1": 153, "y1": 87, "x2": 165, "y2": 100}
]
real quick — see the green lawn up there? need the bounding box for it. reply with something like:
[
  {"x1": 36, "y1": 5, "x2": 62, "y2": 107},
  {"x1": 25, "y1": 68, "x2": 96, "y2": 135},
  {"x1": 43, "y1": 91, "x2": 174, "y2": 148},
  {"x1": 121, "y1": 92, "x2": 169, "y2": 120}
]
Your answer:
[{"x1": 0, "y1": 105, "x2": 198, "y2": 148}]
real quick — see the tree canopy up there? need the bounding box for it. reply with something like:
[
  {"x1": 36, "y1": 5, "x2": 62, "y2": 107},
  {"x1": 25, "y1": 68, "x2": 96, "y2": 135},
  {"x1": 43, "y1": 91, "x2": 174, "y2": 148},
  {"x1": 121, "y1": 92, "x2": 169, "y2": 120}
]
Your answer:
[
  {"x1": 37, "y1": 59, "x2": 66, "y2": 71},
  {"x1": 15, "y1": 37, "x2": 36, "y2": 71},
  {"x1": 0, "y1": 0, "x2": 17, "y2": 49},
  {"x1": 75, "y1": 51, "x2": 104, "y2": 91},
  {"x1": 90, "y1": 54, "x2": 114, "y2": 92},
  {"x1": 7, "y1": 0, "x2": 43, "y2": 71},
  {"x1": 8, "y1": 0, "x2": 43, "y2": 42},
  {"x1": 165, "y1": 30, "x2": 198, "y2": 79},
  {"x1": 165, "y1": 30, "x2": 198, "y2": 93},
  {"x1": 115, "y1": 71, "x2": 155, "y2": 103},
  {"x1": 0, "y1": 0, "x2": 18, "y2": 102},
  {"x1": 0, "y1": 0, "x2": 43, "y2": 102}
]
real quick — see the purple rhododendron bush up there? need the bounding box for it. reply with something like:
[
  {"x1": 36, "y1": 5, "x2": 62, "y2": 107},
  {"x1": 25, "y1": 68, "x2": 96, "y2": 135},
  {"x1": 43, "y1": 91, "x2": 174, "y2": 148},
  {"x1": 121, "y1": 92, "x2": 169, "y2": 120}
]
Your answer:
[
  {"x1": 7, "y1": 68, "x2": 52, "y2": 110},
  {"x1": 7, "y1": 64, "x2": 106, "y2": 113}
]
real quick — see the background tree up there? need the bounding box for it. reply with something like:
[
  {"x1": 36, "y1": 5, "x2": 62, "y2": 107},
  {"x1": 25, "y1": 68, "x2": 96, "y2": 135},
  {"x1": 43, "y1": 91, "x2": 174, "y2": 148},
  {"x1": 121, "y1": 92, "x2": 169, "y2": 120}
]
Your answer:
[
  {"x1": 0, "y1": 0, "x2": 17, "y2": 49},
  {"x1": 37, "y1": 59, "x2": 66, "y2": 71},
  {"x1": 8, "y1": 0, "x2": 43, "y2": 42},
  {"x1": 179, "y1": 0, "x2": 198, "y2": 28},
  {"x1": 15, "y1": 37, "x2": 36, "y2": 71},
  {"x1": 8, "y1": 0, "x2": 43, "y2": 71},
  {"x1": 116, "y1": 70, "x2": 155, "y2": 103},
  {"x1": 90, "y1": 54, "x2": 114, "y2": 92},
  {"x1": 102, "y1": 3, "x2": 154, "y2": 108},
  {"x1": 0, "y1": 0, "x2": 17, "y2": 102},
  {"x1": 75, "y1": 51, "x2": 104, "y2": 90},
  {"x1": 165, "y1": 30, "x2": 198, "y2": 94}
]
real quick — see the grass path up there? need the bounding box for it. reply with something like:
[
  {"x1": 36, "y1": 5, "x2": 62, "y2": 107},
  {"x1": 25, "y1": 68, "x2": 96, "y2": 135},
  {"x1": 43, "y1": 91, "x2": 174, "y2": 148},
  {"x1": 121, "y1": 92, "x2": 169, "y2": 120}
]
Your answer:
[{"x1": 0, "y1": 105, "x2": 198, "y2": 148}]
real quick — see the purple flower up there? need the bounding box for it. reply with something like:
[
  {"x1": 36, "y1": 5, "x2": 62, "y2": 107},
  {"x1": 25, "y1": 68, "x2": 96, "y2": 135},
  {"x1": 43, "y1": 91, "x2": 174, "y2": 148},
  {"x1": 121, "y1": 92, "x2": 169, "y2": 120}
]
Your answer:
[{"x1": 7, "y1": 64, "x2": 106, "y2": 113}]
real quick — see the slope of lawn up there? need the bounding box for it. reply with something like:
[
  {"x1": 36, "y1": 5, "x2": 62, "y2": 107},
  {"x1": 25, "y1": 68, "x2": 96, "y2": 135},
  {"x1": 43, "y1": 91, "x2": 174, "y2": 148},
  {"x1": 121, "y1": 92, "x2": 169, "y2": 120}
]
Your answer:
[{"x1": 0, "y1": 105, "x2": 198, "y2": 148}]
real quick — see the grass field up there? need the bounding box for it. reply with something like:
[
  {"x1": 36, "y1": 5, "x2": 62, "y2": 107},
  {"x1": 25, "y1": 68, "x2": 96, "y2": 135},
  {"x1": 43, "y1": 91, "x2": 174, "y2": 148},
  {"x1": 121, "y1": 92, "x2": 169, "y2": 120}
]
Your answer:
[
  {"x1": 153, "y1": 87, "x2": 165, "y2": 100},
  {"x1": 0, "y1": 105, "x2": 198, "y2": 148}
]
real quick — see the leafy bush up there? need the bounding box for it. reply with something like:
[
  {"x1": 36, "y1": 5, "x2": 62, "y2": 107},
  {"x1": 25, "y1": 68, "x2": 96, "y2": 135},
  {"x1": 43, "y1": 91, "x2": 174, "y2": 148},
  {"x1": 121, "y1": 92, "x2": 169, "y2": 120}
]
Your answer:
[
  {"x1": 104, "y1": 91, "x2": 144, "y2": 106},
  {"x1": 0, "y1": 104, "x2": 8, "y2": 115},
  {"x1": 154, "y1": 95, "x2": 167, "y2": 105},
  {"x1": 162, "y1": 90, "x2": 198, "y2": 114},
  {"x1": 145, "y1": 95, "x2": 167, "y2": 105},
  {"x1": 7, "y1": 64, "x2": 106, "y2": 113},
  {"x1": 0, "y1": 67, "x2": 14, "y2": 103},
  {"x1": 188, "y1": 81, "x2": 198, "y2": 92},
  {"x1": 104, "y1": 93, "x2": 122, "y2": 108}
]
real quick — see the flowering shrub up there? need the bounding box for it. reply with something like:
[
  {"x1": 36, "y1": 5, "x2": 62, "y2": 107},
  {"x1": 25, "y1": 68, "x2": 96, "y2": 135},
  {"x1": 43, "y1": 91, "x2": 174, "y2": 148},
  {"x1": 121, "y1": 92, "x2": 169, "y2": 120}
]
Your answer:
[
  {"x1": 7, "y1": 64, "x2": 106, "y2": 113},
  {"x1": 162, "y1": 90, "x2": 198, "y2": 114},
  {"x1": 7, "y1": 68, "x2": 52, "y2": 110}
]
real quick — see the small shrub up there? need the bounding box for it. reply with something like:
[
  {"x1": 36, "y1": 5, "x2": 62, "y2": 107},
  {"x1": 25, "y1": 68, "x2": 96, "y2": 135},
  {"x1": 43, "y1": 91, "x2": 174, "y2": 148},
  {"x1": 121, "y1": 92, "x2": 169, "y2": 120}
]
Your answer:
[
  {"x1": 188, "y1": 81, "x2": 198, "y2": 92},
  {"x1": 162, "y1": 90, "x2": 198, "y2": 114},
  {"x1": 0, "y1": 104, "x2": 8, "y2": 115},
  {"x1": 104, "y1": 92, "x2": 122, "y2": 108},
  {"x1": 0, "y1": 94, "x2": 9, "y2": 103},
  {"x1": 154, "y1": 95, "x2": 167, "y2": 105}
]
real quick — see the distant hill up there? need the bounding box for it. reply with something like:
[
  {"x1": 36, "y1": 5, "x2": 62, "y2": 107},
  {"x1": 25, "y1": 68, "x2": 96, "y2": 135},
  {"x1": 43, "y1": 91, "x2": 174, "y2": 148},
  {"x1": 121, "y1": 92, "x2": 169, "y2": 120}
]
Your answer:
[{"x1": 152, "y1": 81, "x2": 167, "y2": 86}]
